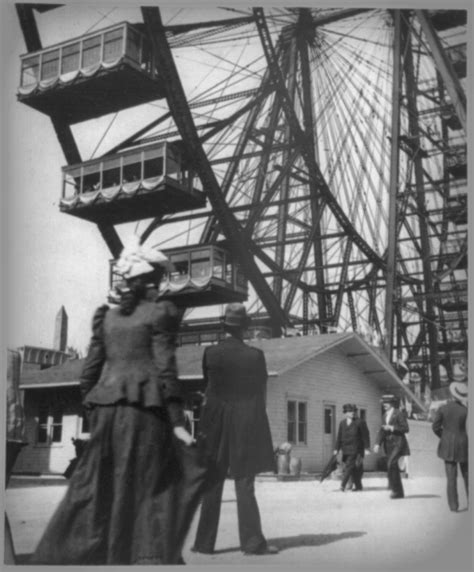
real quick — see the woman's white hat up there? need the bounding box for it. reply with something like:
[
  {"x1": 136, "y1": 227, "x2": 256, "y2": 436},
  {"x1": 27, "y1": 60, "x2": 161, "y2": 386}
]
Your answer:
[
  {"x1": 115, "y1": 235, "x2": 173, "y2": 279},
  {"x1": 449, "y1": 381, "x2": 468, "y2": 406}
]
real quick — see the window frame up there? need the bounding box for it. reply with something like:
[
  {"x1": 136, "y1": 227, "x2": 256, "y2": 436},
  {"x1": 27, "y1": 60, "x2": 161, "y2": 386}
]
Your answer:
[
  {"x1": 36, "y1": 404, "x2": 64, "y2": 445},
  {"x1": 286, "y1": 399, "x2": 308, "y2": 445}
]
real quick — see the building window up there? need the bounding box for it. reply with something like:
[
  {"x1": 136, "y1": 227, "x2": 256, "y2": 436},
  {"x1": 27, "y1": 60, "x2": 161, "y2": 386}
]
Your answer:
[
  {"x1": 324, "y1": 407, "x2": 334, "y2": 434},
  {"x1": 287, "y1": 400, "x2": 307, "y2": 444},
  {"x1": 36, "y1": 406, "x2": 63, "y2": 444},
  {"x1": 184, "y1": 392, "x2": 203, "y2": 438},
  {"x1": 80, "y1": 412, "x2": 90, "y2": 434}
]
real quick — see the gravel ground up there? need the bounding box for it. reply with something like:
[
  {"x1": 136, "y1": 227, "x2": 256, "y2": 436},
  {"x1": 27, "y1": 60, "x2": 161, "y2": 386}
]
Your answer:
[{"x1": 5, "y1": 473, "x2": 471, "y2": 570}]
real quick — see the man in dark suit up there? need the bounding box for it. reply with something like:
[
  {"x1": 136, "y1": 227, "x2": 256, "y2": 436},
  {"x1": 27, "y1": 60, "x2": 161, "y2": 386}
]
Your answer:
[
  {"x1": 334, "y1": 404, "x2": 370, "y2": 492},
  {"x1": 374, "y1": 395, "x2": 410, "y2": 499},
  {"x1": 432, "y1": 381, "x2": 468, "y2": 512},
  {"x1": 191, "y1": 303, "x2": 278, "y2": 556},
  {"x1": 352, "y1": 405, "x2": 371, "y2": 491}
]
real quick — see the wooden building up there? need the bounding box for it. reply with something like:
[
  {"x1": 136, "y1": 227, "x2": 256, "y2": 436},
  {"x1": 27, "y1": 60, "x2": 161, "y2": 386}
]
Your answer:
[{"x1": 14, "y1": 332, "x2": 422, "y2": 476}]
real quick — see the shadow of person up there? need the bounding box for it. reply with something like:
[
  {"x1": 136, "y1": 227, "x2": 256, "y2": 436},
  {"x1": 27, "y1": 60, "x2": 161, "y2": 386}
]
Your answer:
[
  {"x1": 213, "y1": 531, "x2": 366, "y2": 554},
  {"x1": 349, "y1": 486, "x2": 388, "y2": 492},
  {"x1": 404, "y1": 494, "x2": 440, "y2": 499}
]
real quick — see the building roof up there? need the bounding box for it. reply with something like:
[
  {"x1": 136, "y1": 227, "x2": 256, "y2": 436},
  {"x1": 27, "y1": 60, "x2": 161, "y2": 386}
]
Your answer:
[
  {"x1": 19, "y1": 332, "x2": 425, "y2": 410},
  {"x1": 19, "y1": 345, "x2": 70, "y2": 367}
]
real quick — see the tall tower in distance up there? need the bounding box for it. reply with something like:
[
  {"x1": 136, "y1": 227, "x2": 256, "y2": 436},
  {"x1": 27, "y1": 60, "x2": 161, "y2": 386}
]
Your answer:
[{"x1": 54, "y1": 306, "x2": 68, "y2": 352}]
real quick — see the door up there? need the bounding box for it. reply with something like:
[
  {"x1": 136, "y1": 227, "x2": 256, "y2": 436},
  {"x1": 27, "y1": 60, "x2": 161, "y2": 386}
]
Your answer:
[{"x1": 323, "y1": 404, "x2": 336, "y2": 464}]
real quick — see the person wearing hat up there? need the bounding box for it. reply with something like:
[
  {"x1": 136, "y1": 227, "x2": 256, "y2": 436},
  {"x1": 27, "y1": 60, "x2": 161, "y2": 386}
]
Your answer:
[
  {"x1": 191, "y1": 303, "x2": 278, "y2": 556},
  {"x1": 32, "y1": 237, "x2": 195, "y2": 565},
  {"x1": 373, "y1": 395, "x2": 410, "y2": 499},
  {"x1": 432, "y1": 381, "x2": 468, "y2": 512},
  {"x1": 351, "y1": 405, "x2": 371, "y2": 491},
  {"x1": 334, "y1": 404, "x2": 370, "y2": 492}
]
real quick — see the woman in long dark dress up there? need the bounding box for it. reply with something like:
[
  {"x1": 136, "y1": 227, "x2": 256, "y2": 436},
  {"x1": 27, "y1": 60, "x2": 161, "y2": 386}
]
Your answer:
[{"x1": 31, "y1": 240, "x2": 194, "y2": 565}]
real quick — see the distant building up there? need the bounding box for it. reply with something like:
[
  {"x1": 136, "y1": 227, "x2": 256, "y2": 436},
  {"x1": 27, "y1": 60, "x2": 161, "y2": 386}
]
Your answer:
[
  {"x1": 17, "y1": 307, "x2": 70, "y2": 375},
  {"x1": 13, "y1": 333, "x2": 423, "y2": 476}
]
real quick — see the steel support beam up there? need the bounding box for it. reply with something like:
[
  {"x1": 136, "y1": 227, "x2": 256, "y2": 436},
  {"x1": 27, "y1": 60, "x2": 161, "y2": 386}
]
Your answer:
[
  {"x1": 384, "y1": 10, "x2": 403, "y2": 359},
  {"x1": 283, "y1": 10, "x2": 328, "y2": 327},
  {"x1": 142, "y1": 7, "x2": 290, "y2": 335},
  {"x1": 415, "y1": 10, "x2": 466, "y2": 133},
  {"x1": 402, "y1": 11, "x2": 440, "y2": 390},
  {"x1": 274, "y1": 38, "x2": 297, "y2": 304}
]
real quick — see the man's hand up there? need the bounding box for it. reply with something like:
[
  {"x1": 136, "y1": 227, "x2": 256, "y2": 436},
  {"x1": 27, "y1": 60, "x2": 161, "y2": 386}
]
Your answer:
[
  {"x1": 364, "y1": 449, "x2": 371, "y2": 456},
  {"x1": 373, "y1": 444, "x2": 380, "y2": 454},
  {"x1": 173, "y1": 426, "x2": 195, "y2": 447},
  {"x1": 382, "y1": 425, "x2": 393, "y2": 432}
]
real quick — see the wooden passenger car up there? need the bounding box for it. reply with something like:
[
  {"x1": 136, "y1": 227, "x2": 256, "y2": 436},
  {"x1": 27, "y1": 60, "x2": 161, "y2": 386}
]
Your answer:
[
  {"x1": 18, "y1": 22, "x2": 164, "y2": 123},
  {"x1": 60, "y1": 141, "x2": 206, "y2": 224},
  {"x1": 109, "y1": 244, "x2": 248, "y2": 308}
]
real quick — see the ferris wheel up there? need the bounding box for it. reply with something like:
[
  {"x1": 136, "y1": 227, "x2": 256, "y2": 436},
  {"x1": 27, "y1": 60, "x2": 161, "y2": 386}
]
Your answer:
[{"x1": 16, "y1": 6, "x2": 467, "y2": 395}]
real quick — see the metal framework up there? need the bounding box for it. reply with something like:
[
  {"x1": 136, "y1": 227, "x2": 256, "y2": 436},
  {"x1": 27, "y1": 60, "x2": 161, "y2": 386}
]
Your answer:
[{"x1": 16, "y1": 6, "x2": 467, "y2": 400}]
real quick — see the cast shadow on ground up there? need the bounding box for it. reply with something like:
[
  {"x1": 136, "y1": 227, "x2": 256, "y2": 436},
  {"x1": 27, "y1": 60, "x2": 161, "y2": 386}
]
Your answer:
[
  {"x1": 405, "y1": 494, "x2": 440, "y2": 499},
  {"x1": 342, "y1": 486, "x2": 388, "y2": 492},
  {"x1": 213, "y1": 531, "x2": 366, "y2": 554}
]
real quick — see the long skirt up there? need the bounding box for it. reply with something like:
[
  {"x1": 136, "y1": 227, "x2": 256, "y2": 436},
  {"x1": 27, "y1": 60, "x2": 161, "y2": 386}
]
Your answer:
[{"x1": 31, "y1": 403, "x2": 182, "y2": 565}]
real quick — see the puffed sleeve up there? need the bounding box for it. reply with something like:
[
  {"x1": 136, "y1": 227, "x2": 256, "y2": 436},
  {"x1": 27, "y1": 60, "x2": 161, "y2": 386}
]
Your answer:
[
  {"x1": 151, "y1": 300, "x2": 186, "y2": 427},
  {"x1": 79, "y1": 305, "x2": 109, "y2": 401}
]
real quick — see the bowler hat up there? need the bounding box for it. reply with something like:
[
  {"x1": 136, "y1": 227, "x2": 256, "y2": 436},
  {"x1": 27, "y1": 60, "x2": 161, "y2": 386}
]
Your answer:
[
  {"x1": 381, "y1": 394, "x2": 399, "y2": 407},
  {"x1": 449, "y1": 381, "x2": 468, "y2": 405},
  {"x1": 223, "y1": 303, "x2": 251, "y2": 328},
  {"x1": 342, "y1": 403, "x2": 355, "y2": 413}
]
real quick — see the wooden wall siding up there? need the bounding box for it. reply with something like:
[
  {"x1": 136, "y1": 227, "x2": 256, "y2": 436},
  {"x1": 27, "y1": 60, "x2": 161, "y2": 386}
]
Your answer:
[{"x1": 266, "y1": 347, "x2": 385, "y2": 473}]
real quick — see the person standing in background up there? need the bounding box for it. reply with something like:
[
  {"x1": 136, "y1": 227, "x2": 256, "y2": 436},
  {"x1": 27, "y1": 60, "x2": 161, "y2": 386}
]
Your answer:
[
  {"x1": 191, "y1": 303, "x2": 278, "y2": 556},
  {"x1": 432, "y1": 381, "x2": 468, "y2": 512},
  {"x1": 374, "y1": 395, "x2": 410, "y2": 499},
  {"x1": 352, "y1": 405, "x2": 371, "y2": 491},
  {"x1": 334, "y1": 404, "x2": 368, "y2": 492}
]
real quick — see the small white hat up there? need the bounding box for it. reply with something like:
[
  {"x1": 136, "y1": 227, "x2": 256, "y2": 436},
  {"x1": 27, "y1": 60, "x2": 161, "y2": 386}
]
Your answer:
[
  {"x1": 449, "y1": 382, "x2": 468, "y2": 405},
  {"x1": 115, "y1": 235, "x2": 173, "y2": 280}
]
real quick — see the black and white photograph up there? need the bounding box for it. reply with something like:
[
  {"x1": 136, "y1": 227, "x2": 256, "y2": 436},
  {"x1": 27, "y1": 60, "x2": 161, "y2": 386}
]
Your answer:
[{"x1": 2, "y1": 2, "x2": 471, "y2": 569}]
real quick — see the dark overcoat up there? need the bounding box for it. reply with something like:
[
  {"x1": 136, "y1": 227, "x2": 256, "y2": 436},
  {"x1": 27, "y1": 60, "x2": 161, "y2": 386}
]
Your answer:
[
  {"x1": 375, "y1": 409, "x2": 410, "y2": 457},
  {"x1": 432, "y1": 401, "x2": 468, "y2": 463},
  {"x1": 199, "y1": 336, "x2": 276, "y2": 479},
  {"x1": 335, "y1": 419, "x2": 369, "y2": 456}
]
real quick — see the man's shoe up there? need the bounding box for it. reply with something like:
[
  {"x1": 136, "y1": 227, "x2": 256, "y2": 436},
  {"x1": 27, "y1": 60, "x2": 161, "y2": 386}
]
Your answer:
[
  {"x1": 244, "y1": 545, "x2": 279, "y2": 555},
  {"x1": 190, "y1": 546, "x2": 214, "y2": 555},
  {"x1": 390, "y1": 492, "x2": 404, "y2": 499}
]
